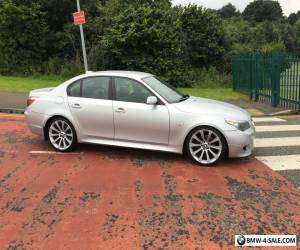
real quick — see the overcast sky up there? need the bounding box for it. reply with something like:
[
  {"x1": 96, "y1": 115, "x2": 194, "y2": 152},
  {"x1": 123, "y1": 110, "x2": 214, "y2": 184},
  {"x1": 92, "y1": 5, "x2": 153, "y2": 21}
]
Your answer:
[{"x1": 172, "y1": 0, "x2": 300, "y2": 16}]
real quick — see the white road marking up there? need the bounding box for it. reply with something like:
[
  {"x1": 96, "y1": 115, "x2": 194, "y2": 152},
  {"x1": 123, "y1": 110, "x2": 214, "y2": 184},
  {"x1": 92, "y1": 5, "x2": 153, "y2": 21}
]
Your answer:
[
  {"x1": 0, "y1": 113, "x2": 24, "y2": 118},
  {"x1": 253, "y1": 117, "x2": 286, "y2": 122},
  {"x1": 29, "y1": 151, "x2": 81, "y2": 155},
  {"x1": 256, "y1": 155, "x2": 300, "y2": 171},
  {"x1": 255, "y1": 137, "x2": 300, "y2": 148},
  {"x1": 256, "y1": 125, "x2": 300, "y2": 132}
]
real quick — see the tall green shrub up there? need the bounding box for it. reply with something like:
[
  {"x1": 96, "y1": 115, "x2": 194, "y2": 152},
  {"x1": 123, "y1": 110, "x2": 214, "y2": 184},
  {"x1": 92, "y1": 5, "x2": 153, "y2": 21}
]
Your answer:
[
  {"x1": 0, "y1": 0, "x2": 48, "y2": 74},
  {"x1": 101, "y1": 4, "x2": 190, "y2": 86},
  {"x1": 180, "y1": 5, "x2": 226, "y2": 68}
]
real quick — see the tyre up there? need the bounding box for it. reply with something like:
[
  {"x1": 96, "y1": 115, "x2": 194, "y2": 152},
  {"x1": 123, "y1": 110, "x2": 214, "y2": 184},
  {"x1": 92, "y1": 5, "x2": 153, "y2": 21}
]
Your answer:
[
  {"x1": 185, "y1": 126, "x2": 227, "y2": 166},
  {"x1": 47, "y1": 117, "x2": 77, "y2": 152}
]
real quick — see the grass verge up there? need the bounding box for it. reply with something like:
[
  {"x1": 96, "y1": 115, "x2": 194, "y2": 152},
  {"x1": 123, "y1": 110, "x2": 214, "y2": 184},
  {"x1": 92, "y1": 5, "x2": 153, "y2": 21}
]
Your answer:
[
  {"x1": 0, "y1": 75, "x2": 66, "y2": 93},
  {"x1": 0, "y1": 76, "x2": 247, "y2": 100},
  {"x1": 178, "y1": 88, "x2": 248, "y2": 100}
]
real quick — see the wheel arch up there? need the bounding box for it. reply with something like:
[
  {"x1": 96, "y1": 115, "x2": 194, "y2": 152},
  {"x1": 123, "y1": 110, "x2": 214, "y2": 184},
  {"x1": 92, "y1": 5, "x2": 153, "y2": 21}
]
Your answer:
[
  {"x1": 183, "y1": 124, "x2": 229, "y2": 157},
  {"x1": 43, "y1": 115, "x2": 77, "y2": 141}
]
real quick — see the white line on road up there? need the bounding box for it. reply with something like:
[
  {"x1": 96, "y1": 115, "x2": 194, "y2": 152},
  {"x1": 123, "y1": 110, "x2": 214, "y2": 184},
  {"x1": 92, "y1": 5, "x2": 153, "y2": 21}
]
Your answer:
[
  {"x1": 0, "y1": 113, "x2": 24, "y2": 118},
  {"x1": 253, "y1": 117, "x2": 286, "y2": 123},
  {"x1": 255, "y1": 137, "x2": 300, "y2": 148},
  {"x1": 256, "y1": 125, "x2": 300, "y2": 132},
  {"x1": 29, "y1": 151, "x2": 81, "y2": 155},
  {"x1": 256, "y1": 155, "x2": 300, "y2": 171}
]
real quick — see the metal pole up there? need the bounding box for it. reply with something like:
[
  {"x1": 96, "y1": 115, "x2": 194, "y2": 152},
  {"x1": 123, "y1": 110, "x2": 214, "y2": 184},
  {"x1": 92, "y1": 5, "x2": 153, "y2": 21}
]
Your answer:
[{"x1": 76, "y1": 0, "x2": 88, "y2": 72}]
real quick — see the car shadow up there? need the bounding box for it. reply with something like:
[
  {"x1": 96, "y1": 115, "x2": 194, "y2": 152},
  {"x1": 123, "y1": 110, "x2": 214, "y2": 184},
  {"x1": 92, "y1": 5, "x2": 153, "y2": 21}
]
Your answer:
[
  {"x1": 75, "y1": 143, "x2": 254, "y2": 168},
  {"x1": 76, "y1": 143, "x2": 182, "y2": 165}
]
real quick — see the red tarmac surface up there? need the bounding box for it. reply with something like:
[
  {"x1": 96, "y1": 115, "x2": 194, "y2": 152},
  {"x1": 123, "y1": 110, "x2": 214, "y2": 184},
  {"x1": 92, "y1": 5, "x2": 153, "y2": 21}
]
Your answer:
[{"x1": 0, "y1": 113, "x2": 299, "y2": 249}]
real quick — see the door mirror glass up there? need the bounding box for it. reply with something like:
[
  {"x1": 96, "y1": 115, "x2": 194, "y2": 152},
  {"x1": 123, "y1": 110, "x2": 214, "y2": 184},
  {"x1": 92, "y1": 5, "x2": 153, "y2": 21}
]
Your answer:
[{"x1": 147, "y1": 96, "x2": 158, "y2": 105}]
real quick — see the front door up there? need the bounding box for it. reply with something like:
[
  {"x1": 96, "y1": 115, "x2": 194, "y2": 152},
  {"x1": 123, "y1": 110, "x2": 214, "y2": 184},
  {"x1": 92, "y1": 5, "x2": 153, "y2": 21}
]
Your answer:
[
  {"x1": 67, "y1": 76, "x2": 114, "y2": 139},
  {"x1": 113, "y1": 77, "x2": 169, "y2": 145}
]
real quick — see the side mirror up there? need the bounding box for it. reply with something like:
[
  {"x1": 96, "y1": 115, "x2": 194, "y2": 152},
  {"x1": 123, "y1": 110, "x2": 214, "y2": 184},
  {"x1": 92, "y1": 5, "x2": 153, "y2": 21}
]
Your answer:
[{"x1": 146, "y1": 96, "x2": 158, "y2": 105}]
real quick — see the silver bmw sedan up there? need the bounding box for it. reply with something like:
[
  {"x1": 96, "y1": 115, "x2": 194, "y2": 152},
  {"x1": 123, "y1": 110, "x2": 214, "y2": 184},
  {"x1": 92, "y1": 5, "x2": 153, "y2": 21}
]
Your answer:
[{"x1": 25, "y1": 71, "x2": 255, "y2": 165}]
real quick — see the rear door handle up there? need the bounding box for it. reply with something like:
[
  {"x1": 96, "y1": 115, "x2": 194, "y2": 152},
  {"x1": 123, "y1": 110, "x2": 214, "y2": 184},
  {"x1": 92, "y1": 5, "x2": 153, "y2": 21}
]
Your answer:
[
  {"x1": 71, "y1": 103, "x2": 81, "y2": 109},
  {"x1": 115, "y1": 107, "x2": 126, "y2": 113}
]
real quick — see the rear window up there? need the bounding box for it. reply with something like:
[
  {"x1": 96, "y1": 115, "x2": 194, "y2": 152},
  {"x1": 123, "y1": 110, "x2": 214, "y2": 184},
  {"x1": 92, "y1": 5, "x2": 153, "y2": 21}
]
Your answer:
[
  {"x1": 68, "y1": 80, "x2": 81, "y2": 97},
  {"x1": 67, "y1": 77, "x2": 110, "y2": 100}
]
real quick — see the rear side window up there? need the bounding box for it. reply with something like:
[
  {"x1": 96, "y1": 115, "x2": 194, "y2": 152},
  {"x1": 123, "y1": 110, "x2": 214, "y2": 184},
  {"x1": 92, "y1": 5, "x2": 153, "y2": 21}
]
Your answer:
[
  {"x1": 68, "y1": 80, "x2": 81, "y2": 97},
  {"x1": 82, "y1": 77, "x2": 110, "y2": 100},
  {"x1": 68, "y1": 77, "x2": 110, "y2": 100}
]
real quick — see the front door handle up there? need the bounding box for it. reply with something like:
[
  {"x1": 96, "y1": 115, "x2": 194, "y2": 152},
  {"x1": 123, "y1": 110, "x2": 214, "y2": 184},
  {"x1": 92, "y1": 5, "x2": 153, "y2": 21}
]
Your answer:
[
  {"x1": 115, "y1": 107, "x2": 126, "y2": 113},
  {"x1": 71, "y1": 103, "x2": 81, "y2": 109}
]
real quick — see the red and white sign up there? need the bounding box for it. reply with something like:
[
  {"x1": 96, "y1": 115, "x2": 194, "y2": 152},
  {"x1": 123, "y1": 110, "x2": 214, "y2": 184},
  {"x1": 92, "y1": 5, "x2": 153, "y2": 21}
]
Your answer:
[{"x1": 73, "y1": 11, "x2": 86, "y2": 25}]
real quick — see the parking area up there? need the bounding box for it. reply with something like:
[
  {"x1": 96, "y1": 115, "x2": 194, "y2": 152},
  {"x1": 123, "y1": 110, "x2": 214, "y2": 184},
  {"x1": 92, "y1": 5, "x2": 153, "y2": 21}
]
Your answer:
[{"x1": 0, "y1": 113, "x2": 299, "y2": 249}]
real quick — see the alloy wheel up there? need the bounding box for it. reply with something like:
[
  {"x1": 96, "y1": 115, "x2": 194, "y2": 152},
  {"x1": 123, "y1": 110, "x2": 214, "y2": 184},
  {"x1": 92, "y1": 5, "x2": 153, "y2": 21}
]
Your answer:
[
  {"x1": 189, "y1": 128, "x2": 223, "y2": 165},
  {"x1": 49, "y1": 119, "x2": 74, "y2": 151}
]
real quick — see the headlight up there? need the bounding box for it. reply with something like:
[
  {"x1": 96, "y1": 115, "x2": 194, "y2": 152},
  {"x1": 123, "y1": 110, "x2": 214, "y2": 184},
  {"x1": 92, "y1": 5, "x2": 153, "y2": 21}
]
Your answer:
[{"x1": 225, "y1": 119, "x2": 250, "y2": 131}]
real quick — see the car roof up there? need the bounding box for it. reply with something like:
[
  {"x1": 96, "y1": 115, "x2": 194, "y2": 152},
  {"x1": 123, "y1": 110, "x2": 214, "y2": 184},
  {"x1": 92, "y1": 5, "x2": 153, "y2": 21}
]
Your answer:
[{"x1": 82, "y1": 70, "x2": 153, "y2": 80}]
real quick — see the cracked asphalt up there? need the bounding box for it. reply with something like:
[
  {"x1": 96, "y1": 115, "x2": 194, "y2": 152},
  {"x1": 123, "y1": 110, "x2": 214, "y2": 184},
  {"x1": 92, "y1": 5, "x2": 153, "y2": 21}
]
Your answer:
[{"x1": 0, "y1": 113, "x2": 299, "y2": 249}]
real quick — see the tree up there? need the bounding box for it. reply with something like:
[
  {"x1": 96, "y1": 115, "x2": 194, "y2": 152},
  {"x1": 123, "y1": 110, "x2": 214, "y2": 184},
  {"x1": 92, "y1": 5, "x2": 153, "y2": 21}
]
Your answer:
[
  {"x1": 101, "y1": 5, "x2": 189, "y2": 86},
  {"x1": 288, "y1": 11, "x2": 300, "y2": 25},
  {"x1": 292, "y1": 19, "x2": 300, "y2": 53},
  {"x1": 243, "y1": 0, "x2": 283, "y2": 22},
  {"x1": 180, "y1": 5, "x2": 226, "y2": 68},
  {"x1": 218, "y1": 3, "x2": 239, "y2": 19},
  {"x1": 0, "y1": 0, "x2": 48, "y2": 74}
]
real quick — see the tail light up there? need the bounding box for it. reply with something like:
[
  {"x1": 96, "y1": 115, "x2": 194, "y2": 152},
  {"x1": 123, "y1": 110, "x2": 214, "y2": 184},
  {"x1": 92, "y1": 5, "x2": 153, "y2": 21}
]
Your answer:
[{"x1": 27, "y1": 98, "x2": 36, "y2": 107}]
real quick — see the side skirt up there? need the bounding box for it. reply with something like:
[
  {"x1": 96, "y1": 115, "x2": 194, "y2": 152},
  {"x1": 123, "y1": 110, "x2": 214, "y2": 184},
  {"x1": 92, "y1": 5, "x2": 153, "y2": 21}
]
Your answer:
[{"x1": 79, "y1": 137, "x2": 182, "y2": 154}]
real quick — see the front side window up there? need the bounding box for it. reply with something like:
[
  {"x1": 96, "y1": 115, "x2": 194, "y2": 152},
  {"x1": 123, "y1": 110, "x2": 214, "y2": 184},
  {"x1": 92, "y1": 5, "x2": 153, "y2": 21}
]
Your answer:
[{"x1": 114, "y1": 77, "x2": 152, "y2": 103}]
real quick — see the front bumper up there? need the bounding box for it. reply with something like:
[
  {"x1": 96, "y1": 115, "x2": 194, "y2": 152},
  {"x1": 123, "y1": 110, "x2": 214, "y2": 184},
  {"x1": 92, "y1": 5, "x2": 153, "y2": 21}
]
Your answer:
[{"x1": 224, "y1": 125, "x2": 255, "y2": 158}]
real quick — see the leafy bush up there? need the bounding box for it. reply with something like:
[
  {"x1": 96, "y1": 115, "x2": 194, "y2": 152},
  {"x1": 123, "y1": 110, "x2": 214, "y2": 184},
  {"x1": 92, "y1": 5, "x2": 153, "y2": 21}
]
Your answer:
[
  {"x1": 180, "y1": 5, "x2": 226, "y2": 68},
  {"x1": 44, "y1": 56, "x2": 83, "y2": 78},
  {"x1": 0, "y1": 0, "x2": 48, "y2": 74},
  {"x1": 59, "y1": 57, "x2": 83, "y2": 78},
  {"x1": 45, "y1": 57, "x2": 64, "y2": 75},
  {"x1": 260, "y1": 42, "x2": 286, "y2": 54},
  {"x1": 1, "y1": 0, "x2": 299, "y2": 89},
  {"x1": 101, "y1": 4, "x2": 190, "y2": 86},
  {"x1": 189, "y1": 67, "x2": 232, "y2": 88},
  {"x1": 243, "y1": 0, "x2": 283, "y2": 22}
]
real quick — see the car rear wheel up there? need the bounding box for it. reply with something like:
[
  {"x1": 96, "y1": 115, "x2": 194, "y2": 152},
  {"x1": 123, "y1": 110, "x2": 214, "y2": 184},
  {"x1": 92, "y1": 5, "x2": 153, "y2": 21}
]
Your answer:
[
  {"x1": 48, "y1": 118, "x2": 77, "y2": 152},
  {"x1": 185, "y1": 126, "x2": 227, "y2": 166}
]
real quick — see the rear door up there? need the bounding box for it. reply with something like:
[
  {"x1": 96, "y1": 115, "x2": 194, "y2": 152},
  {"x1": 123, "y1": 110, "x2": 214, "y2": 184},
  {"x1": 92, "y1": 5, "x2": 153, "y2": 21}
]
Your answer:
[{"x1": 67, "y1": 76, "x2": 114, "y2": 139}]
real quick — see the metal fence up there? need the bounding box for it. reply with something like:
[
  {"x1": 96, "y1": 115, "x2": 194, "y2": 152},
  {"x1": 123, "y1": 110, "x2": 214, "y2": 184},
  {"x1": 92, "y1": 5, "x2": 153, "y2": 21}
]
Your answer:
[{"x1": 232, "y1": 53, "x2": 300, "y2": 110}]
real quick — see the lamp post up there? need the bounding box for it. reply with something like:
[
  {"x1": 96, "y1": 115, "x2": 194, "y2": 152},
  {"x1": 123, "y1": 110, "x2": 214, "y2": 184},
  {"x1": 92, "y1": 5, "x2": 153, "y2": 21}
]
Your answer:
[{"x1": 76, "y1": 0, "x2": 88, "y2": 72}]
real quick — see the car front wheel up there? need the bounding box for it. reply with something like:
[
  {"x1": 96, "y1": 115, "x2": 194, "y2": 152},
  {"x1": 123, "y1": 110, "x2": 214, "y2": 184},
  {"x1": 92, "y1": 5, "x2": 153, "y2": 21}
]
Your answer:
[
  {"x1": 48, "y1": 117, "x2": 77, "y2": 152},
  {"x1": 185, "y1": 126, "x2": 227, "y2": 166}
]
